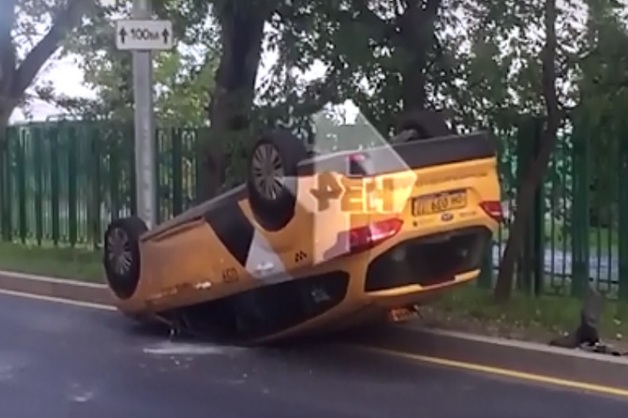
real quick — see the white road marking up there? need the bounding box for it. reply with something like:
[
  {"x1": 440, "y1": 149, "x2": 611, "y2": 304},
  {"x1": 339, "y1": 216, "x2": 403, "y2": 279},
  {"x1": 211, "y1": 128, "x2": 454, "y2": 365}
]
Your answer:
[
  {"x1": 0, "y1": 288, "x2": 115, "y2": 311},
  {"x1": 0, "y1": 270, "x2": 106, "y2": 289}
]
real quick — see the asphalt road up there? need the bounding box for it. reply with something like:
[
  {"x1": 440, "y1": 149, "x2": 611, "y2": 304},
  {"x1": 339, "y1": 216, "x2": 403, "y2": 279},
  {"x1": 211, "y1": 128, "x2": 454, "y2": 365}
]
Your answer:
[{"x1": 0, "y1": 294, "x2": 627, "y2": 418}]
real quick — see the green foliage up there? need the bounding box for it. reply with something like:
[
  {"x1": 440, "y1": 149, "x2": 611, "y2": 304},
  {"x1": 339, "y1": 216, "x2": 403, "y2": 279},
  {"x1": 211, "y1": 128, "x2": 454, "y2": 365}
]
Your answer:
[
  {"x1": 1, "y1": 0, "x2": 95, "y2": 121},
  {"x1": 572, "y1": 0, "x2": 628, "y2": 224},
  {"x1": 262, "y1": 0, "x2": 445, "y2": 134},
  {"x1": 56, "y1": 0, "x2": 219, "y2": 125}
]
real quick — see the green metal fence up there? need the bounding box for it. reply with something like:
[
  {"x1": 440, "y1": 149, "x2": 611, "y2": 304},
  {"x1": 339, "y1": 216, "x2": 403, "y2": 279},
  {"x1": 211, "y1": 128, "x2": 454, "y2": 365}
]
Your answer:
[
  {"x1": 479, "y1": 116, "x2": 628, "y2": 301},
  {"x1": 1, "y1": 119, "x2": 627, "y2": 301},
  {"x1": 0, "y1": 121, "x2": 206, "y2": 247}
]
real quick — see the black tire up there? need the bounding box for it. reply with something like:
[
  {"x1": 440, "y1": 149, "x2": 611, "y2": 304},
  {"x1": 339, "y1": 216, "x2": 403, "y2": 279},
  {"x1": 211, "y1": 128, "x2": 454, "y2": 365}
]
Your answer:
[
  {"x1": 103, "y1": 216, "x2": 148, "y2": 300},
  {"x1": 246, "y1": 129, "x2": 308, "y2": 231},
  {"x1": 396, "y1": 110, "x2": 452, "y2": 140}
]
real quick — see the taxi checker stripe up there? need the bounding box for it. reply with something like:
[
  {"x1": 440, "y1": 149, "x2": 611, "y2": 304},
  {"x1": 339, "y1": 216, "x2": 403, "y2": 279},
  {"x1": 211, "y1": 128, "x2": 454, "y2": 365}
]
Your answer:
[
  {"x1": 244, "y1": 227, "x2": 290, "y2": 283},
  {"x1": 203, "y1": 194, "x2": 254, "y2": 267},
  {"x1": 203, "y1": 188, "x2": 291, "y2": 282}
]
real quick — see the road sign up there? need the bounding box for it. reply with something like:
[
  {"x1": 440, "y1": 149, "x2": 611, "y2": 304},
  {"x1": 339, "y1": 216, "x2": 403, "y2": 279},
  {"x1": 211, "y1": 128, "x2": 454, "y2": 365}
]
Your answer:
[{"x1": 115, "y1": 19, "x2": 174, "y2": 50}]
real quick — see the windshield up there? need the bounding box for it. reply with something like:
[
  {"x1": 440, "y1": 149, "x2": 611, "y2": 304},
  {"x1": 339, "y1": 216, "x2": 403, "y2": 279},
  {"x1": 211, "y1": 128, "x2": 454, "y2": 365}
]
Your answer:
[
  {"x1": 307, "y1": 106, "x2": 447, "y2": 157},
  {"x1": 309, "y1": 107, "x2": 391, "y2": 155}
]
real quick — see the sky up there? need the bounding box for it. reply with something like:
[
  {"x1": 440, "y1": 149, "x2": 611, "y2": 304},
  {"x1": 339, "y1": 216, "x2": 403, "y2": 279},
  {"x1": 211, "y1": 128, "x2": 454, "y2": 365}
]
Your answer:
[
  {"x1": 9, "y1": 35, "x2": 345, "y2": 124},
  {"x1": 8, "y1": 13, "x2": 334, "y2": 124},
  {"x1": 10, "y1": 56, "x2": 96, "y2": 122}
]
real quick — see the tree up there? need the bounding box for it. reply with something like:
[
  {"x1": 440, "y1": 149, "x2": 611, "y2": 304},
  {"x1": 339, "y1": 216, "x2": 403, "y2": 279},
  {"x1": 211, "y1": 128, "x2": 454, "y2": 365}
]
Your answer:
[
  {"x1": 58, "y1": 0, "x2": 219, "y2": 125},
  {"x1": 488, "y1": 0, "x2": 628, "y2": 300},
  {"x1": 54, "y1": 0, "x2": 355, "y2": 199},
  {"x1": 90, "y1": 0, "x2": 453, "y2": 199},
  {"x1": 0, "y1": 0, "x2": 95, "y2": 129},
  {"x1": 198, "y1": 0, "x2": 273, "y2": 198},
  {"x1": 574, "y1": 0, "x2": 628, "y2": 228},
  {"x1": 493, "y1": 0, "x2": 562, "y2": 301},
  {"x1": 273, "y1": 0, "x2": 447, "y2": 134},
  {"x1": 198, "y1": 0, "x2": 361, "y2": 197}
]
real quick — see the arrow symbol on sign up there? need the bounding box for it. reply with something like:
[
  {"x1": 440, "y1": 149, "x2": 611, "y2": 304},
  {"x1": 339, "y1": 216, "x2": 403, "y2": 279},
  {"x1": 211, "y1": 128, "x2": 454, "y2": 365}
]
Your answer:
[
  {"x1": 162, "y1": 28, "x2": 170, "y2": 44},
  {"x1": 119, "y1": 27, "x2": 127, "y2": 44}
]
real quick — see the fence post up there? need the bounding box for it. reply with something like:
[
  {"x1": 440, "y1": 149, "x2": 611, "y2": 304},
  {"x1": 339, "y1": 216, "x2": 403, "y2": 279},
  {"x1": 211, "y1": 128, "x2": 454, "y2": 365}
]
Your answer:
[
  {"x1": 194, "y1": 127, "x2": 209, "y2": 203},
  {"x1": 87, "y1": 123, "x2": 103, "y2": 248},
  {"x1": 33, "y1": 126, "x2": 44, "y2": 246},
  {"x1": 570, "y1": 112, "x2": 590, "y2": 298},
  {"x1": 155, "y1": 127, "x2": 164, "y2": 217},
  {"x1": 16, "y1": 128, "x2": 27, "y2": 244},
  {"x1": 171, "y1": 128, "x2": 183, "y2": 216},
  {"x1": 477, "y1": 245, "x2": 493, "y2": 289},
  {"x1": 108, "y1": 123, "x2": 121, "y2": 220},
  {"x1": 50, "y1": 125, "x2": 60, "y2": 246},
  {"x1": 515, "y1": 117, "x2": 536, "y2": 294},
  {"x1": 67, "y1": 125, "x2": 79, "y2": 247},
  {"x1": 530, "y1": 118, "x2": 546, "y2": 296},
  {"x1": 126, "y1": 122, "x2": 137, "y2": 217},
  {"x1": 0, "y1": 125, "x2": 7, "y2": 241},
  {"x1": 618, "y1": 120, "x2": 628, "y2": 304}
]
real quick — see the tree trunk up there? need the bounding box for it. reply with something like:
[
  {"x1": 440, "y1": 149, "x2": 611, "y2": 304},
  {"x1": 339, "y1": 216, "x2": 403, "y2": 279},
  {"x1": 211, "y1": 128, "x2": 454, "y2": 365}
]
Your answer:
[
  {"x1": 0, "y1": 106, "x2": 10, "y2": 163},
  {"x1": 397, "y1": 0, "x2": 441, "y2": 113},
  {"x1": 494, "y1": 0, "x2": 560, "y2": 302},
  {"x1": 198, "y1": 4, "x2": 267, "y2": 201},
  {"x1": 0, "y1": 106, "x2": 11, "y2": 131}
]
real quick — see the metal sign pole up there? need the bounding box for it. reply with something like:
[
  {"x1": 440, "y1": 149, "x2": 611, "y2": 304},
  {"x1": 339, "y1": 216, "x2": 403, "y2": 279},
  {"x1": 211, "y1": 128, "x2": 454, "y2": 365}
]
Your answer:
[{"x1": 132, "y1": 0, "x2": 157, "y2": 228}]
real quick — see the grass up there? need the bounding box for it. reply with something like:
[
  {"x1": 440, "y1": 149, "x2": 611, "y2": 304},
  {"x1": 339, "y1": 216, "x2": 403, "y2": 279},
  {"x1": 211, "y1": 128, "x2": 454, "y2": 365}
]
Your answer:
[
  {"x1": 0, "y1": 241, "x2": 102, "y2": 283},
  {"x1": 427, "y1": 283, "x2": 628, "y2": 348},
  {"x1": 0, "y1": 240, "x2": 626, "y2": 348}
]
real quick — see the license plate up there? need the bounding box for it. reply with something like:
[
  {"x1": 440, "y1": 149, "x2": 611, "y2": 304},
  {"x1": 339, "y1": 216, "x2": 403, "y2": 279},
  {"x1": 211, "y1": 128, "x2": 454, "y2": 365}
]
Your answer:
[
  {"x1": 388, "y1": 307, "x2": 420, "y2": 322},
  {"x1": 412, "y1": 190, "x2": 467, "y2": 216}
]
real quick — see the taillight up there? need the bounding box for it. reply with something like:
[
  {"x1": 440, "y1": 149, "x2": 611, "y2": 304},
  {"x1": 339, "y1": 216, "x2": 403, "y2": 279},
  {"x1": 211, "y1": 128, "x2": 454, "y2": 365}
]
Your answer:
[
  {"x1": 347, "y1": 152, "x2": 368, "y2": 176},
  {"x1": 349, "y1": 218, "x2": 403, "y2": 252},
  {"x1": 479, "y1": 200, "x2": 503, "y2": 222},
  {"x1": 348, "y1": 152, "x2": 366, "y2": 163},
  {"x1": 323, "y1": 218, "x2": 403, "y2": 260}
]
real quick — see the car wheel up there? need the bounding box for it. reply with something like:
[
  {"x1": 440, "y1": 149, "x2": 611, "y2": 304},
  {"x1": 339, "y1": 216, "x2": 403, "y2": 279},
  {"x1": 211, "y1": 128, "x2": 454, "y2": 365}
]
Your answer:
[
  {"x1": 247, "y1": 129, "x2": 308, "y2": 231},
  {"x1": 396, "y1": 110, "x2": 452, "y2": 140},
  {"x1": 103, "y1": 216, "x2": 148, "y2": 300}
]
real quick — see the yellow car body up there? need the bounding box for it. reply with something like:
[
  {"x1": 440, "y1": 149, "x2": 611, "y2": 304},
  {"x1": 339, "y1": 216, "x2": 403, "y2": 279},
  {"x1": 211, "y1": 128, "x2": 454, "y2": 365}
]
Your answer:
[{"x1": 103, "y1": 130, "x2": 501, "y2": 345}]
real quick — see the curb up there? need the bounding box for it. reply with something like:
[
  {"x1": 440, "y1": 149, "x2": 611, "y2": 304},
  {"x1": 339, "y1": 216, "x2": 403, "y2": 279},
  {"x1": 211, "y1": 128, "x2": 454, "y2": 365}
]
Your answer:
[
  {"x1": 1, "y1": 270, "x2": 627, "y2": 391},
  {"x1": 354, "y1": 325, "x2": 628, "y2": 391},
  {"x1": 0, "y1": 271, "x2": 114, "y2": 306}
]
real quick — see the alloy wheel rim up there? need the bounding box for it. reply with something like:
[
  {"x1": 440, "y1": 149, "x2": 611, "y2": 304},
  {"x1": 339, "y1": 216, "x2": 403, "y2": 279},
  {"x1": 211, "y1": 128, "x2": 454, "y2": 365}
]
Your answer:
[
  {"x1": 251, "y1": 143, "x2": 285, "y2": 200},
  {"x1": 106, "y1": 227, "x2": 132, "y2": 276}
]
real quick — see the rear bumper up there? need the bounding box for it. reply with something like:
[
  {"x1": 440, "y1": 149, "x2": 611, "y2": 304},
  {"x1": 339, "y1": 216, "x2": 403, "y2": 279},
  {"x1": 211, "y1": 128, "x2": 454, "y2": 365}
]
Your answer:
[
  {"x1": 365, "y1": 269, "x2": 480, "y2": 308},
  {"x1": 363, "y1": 225, "x2": 492, "y2": 292},
  {"x1": 284, "y1": 223, "x2": 493, "y2": 319}
]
